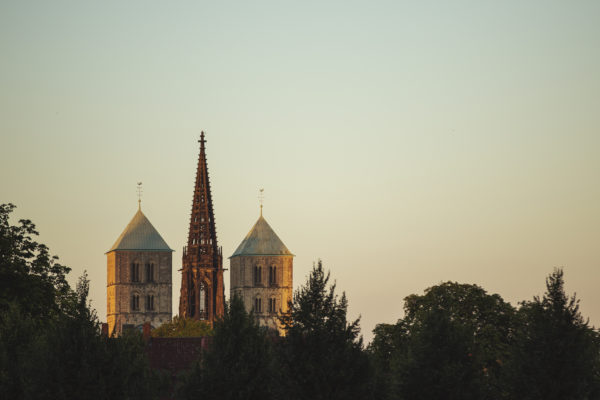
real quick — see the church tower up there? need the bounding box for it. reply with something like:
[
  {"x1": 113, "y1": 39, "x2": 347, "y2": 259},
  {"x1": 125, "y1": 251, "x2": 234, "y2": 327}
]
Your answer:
[
  {"x1": 229, "y1": 206, "x2": 293, "y2": 334},
  {"x1": 179, "y1": 132, "x2": 225, "y2": 323},
  {"x1": 106, "y1": 200, "x2": 173, "y2": 336}
]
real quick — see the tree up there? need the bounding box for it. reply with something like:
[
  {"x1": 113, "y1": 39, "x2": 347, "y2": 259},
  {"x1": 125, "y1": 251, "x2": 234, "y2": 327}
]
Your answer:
[
  {"x1": 277, "y1": 260, "x2": 371, "y2": 400},
  {"x1": 0, "y1": 203, "x2": 72, "y2": 318},
  {"x1": 151, "y1": 315, "x2": 213, "y2": 338},
  {"x1": 372, "y1": 282, "x2": 515, "y2": 399},
  {"x1": 177, "y1": 294, "x2": 275, "y2": 400},
  {"x1": 506, "y1": 268, "x2": 600, "y2": 400},
  {"x1": 0, "y1": 204, "x2": 164, "y2": 399},
  {"x1": 0, "y1": 272, "x2": 164, "y2": 400}
]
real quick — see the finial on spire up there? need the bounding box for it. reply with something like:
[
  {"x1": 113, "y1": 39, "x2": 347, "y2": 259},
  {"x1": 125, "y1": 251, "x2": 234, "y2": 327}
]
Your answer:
[
  {"x1": 259, "y1": 188, "x2": 264, "y2": 216},
  {"x1": 199, "y1": 131, "x2": 206, "y2": 149},
  {"x1": 137, "y1": 182, "x2": 143, "y2": 210}
]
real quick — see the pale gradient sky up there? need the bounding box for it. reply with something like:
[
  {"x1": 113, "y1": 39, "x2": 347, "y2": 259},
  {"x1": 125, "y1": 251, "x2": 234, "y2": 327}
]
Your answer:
[{"x1": 1, "y1": 1, "x2": 599, "y2": 342}]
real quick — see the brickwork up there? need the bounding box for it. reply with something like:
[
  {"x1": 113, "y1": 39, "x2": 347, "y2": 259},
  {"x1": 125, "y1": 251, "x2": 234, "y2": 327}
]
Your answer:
[{"x1": 146, "y1": 337, "x2": 209, "y2": 373}]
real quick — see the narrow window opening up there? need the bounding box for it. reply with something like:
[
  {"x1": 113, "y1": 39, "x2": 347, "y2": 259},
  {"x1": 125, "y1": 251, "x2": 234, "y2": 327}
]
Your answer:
[
  {"x1": 254, "y1": 297, "x2": 262, "y2": 313},
  {"x1": 131, "y1": 294, "x2": 140, "y2": 311},
  {"x1": 146, "y1": 295, "x2": 155, "y2": 311}
]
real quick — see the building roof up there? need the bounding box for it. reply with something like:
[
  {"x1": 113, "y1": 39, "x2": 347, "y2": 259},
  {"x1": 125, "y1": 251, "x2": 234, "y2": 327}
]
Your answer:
[
  {"x1": 230, "y1": 214, "x2": 293, "y2": 257},
  {"x1": 107, "y1": 208, "x2": 173, "y2": 253}
]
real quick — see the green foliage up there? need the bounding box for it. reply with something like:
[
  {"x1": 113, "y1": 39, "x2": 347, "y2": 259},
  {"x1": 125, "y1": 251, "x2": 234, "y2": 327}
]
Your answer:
[
  {"x1": 395, "y1": 309, "x2": 482, "y2": 400},
  {"x1": 0, "y1": 203, "x2": 72, "y2": 318},
  {"x1": 152, "y1": 315, "x2": 213, "y2": 338},
  {"x1": 278, "y1": 260, "x2": 371, "y2": 400},
  {"x1": 177, "y1": 294, "x2": 274, "y2": 400},
  {"x1": 506, "y1": 268, "x2": 600, "y2": 400},
  {"x1": 0, "y1": 272, "x2": 165, "y2": 400},
  {"x1": 0, "y1": 204, "x2": 165, "y2": 399},
  {"x1": 371, "y1": 282, "x2": 515, "y2": 400}
]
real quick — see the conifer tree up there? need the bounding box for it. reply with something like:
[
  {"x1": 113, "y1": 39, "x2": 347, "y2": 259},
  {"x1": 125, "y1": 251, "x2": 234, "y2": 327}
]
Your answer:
[
  {"x1": 506, "y1": 268, "x2": 600, "y2": 400},
  {"x1": 277, "y1": 260, "x2": 371, "y2": 400},
  {"x1": 177, "y1": 294, "x2": 275, "y2": 400}
]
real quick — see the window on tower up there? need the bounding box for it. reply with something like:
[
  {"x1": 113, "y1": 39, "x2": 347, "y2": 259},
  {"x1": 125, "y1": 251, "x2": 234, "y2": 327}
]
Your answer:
[
  {"x1": 199, "y1": 283, "x2": 207, "y2": 320},
  {"x1": 269, "y1": 266, "x2": 277, "y2": 286},
  {"x1": 189, "y1": 274, "x2": 196, "y2": 317},
  {"x1": 131, "y1": 263, "x2": 140, "y2": 282},
  {"x1": 254, "y1": 297, "x2": 262, "y2": 313},
  {"x1": 254, "y1": 265, "x2": 263, "y2": 286},
  {"x1": 268, "y1": 297, "x2": 277, "y2": 314},
  {"x1": 146, "y1": 295, "x2": 155, "y2": 311},
  {"x1": 131, "y1": 294, "x2": 140, "y2": 311},
  {"x1": 145, "y1": 263, "x2": 155, "y2": 282}
]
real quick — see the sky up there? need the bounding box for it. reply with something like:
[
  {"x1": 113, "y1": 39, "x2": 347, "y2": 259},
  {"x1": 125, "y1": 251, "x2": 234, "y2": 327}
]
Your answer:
[{"x1": 1, "y1": 1, "x2": 599, "y2": 342}]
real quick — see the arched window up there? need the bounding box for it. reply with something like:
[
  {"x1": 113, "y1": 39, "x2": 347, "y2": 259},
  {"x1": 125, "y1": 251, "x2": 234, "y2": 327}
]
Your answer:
[
  {"x1": 130, "y1": 263, "x2": 140, "y2": 282},
  {"x1": 254, "y1": 297, "x2": 262, "y2": 313},
  {"x1": 269, "y1": 266, "x2": 277, "y2": 285},
  {"x1": 131, "y1": 294, "x2": 140, "y2": 311},
  {"x1": 146, "y1": 295, "x2": 155, "y2": 311},
  {"x1": 189, "y1": 276, "x2": 196, "y2": 317},
  {"x1": 199, "y1": 283, "x2": 207, "y2": 319},
  {"x1": 254, "y1": 265, "x2": 262, "y2": 285},
  {"x1": 145, "y1": 263, "x2": 155, "y2": 282},
  {"x1": 268, "y1": 297, "x2": 277, "y2": 314}
]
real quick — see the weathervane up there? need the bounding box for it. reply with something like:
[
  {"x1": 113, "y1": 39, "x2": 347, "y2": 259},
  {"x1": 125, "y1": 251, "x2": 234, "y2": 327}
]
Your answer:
[
  {"x1": 259, "y1": 188, "x2": 264, "y2": 216},
  {"x1": 137, "y1": 182, "x2": 143, "y2": 210}
]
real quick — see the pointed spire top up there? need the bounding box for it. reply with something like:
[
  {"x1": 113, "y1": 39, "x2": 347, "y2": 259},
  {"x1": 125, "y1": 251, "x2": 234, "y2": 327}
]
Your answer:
[
  {"x1": 137, "y1": 182, "x2": 143, "y2": 210},
  {"x1": 259, "y1": 188, "x2": 264, "y2": 217},
  {"x1": 199, "y1": 131, "x2": 206, "y2": 151}
]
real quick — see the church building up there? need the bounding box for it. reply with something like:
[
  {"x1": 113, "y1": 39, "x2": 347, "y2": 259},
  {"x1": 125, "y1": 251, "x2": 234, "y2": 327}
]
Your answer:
[
  {"x1": 230, "y1": 207, "x2": 293, "y2": 334},
  {"x1": 106, "y1": 202, "x2": 173, "y2": 336}
]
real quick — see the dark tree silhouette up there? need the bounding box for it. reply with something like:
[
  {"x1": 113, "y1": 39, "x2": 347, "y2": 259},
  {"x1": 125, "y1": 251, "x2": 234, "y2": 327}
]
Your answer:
[
  {"x1": 177, "y1": 294, "x2": 275, "y2": 400},
  {"x1": 277, "y1": 260, "x2": 371, "y2": 400},
  {"x1": 506, "y1": 268, "x2": 600, "y2": 400}
]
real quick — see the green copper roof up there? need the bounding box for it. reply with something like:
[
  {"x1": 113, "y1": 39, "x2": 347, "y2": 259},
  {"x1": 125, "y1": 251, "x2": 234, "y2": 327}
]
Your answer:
[
  {"x1": 107, "y1": 208, "x2": 173, "y2": 252},
  {"x1": 230, "y1": 214, "x2": 293, "y2": 257}
]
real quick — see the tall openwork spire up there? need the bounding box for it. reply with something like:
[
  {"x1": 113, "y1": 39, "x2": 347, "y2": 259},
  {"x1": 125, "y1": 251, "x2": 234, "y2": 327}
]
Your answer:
[{"x1": 179, "y1": 132, "x2": 224, "y2": 323}]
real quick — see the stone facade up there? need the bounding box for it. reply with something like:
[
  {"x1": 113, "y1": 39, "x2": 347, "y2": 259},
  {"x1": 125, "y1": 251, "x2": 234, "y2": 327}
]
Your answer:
[
  {"x1": 107, "y1": 249, "x2": 172, "y2": 335},
  {"x1": 229, "y1": 212, "x2": 294, "y2": 335},
  {"x1": 230, "y1": 254, "x2": 293, "y2": 333}
]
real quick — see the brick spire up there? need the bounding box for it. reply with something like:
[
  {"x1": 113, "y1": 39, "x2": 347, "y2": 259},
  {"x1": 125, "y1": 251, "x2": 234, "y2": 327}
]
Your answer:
[{"x1": 179, "y1": 132, "x2": 224, "y2": 322}]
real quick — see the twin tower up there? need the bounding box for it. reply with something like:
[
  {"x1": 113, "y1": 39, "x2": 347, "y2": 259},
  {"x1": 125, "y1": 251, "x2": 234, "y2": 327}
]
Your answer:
[{"x1": 106, "y1": 133, "x2": 293, "y2": 335}]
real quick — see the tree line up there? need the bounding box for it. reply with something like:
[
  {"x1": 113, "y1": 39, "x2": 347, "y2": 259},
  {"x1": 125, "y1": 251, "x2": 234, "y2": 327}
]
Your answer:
[{"x1": 1, "y1": 203, "x2": 599, "y2": 399}]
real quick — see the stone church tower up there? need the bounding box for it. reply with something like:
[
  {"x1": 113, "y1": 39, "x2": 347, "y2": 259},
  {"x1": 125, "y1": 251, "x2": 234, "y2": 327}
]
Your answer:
[
  {"x1": 106, "y1": 203, "x2": 173, "y2": 336},
  {"x1": 230, "y1": 208, "x2": 293, "y2": 334},
  {"x1": 179, "y1": 132, "x2": 225, "y2": 324}
]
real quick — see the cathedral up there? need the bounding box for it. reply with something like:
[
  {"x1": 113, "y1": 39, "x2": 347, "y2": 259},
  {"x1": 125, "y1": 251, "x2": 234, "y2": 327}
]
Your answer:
[{"x1": 107, "y1": 132, "x2": 292, "y2": 335}]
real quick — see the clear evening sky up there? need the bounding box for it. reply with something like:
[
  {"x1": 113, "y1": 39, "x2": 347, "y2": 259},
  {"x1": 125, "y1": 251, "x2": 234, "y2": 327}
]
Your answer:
[{"x1": 1, "y1": 1, "x2": 599, "y2": 342}]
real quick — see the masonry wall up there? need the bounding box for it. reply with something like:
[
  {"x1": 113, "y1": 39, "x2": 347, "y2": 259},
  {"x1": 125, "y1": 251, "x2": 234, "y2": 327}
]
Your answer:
[
  {"x1": 230, "y1": 255, "x2": 293, "y2": 334},
  {"x1": 107, "y1": 250, "x2": 172, "y2": 335}
]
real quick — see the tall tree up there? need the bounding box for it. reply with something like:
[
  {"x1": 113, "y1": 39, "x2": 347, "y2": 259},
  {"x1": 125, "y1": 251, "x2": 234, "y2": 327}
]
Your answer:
[
  {"x1": 506, "y1": 268, "x2": 600, "y2": 400},
  {"x1": 0, "y1": 203, "x2": 72, "y2": 318},
  {"x1": 178, "y1": 294, "x2": 275, "y2": 400},
  {"x1": 0, "y1": 204, "x2": 163, "y2": 399},
  {"x1": 371, "y1": 282, "x2": 515, "y2": 400},
  {"x1": 277, "y1": 260, "x2": 371, "y2": 400}
]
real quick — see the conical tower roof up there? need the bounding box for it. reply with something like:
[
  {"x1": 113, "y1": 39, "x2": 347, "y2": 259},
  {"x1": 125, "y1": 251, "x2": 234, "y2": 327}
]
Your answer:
[
  {"x1": 107, "y1": 208, "x2": 172, "y2": 252},
  {"x1": 230, "y1": 214, "x2": 293, "y2": 257}
]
